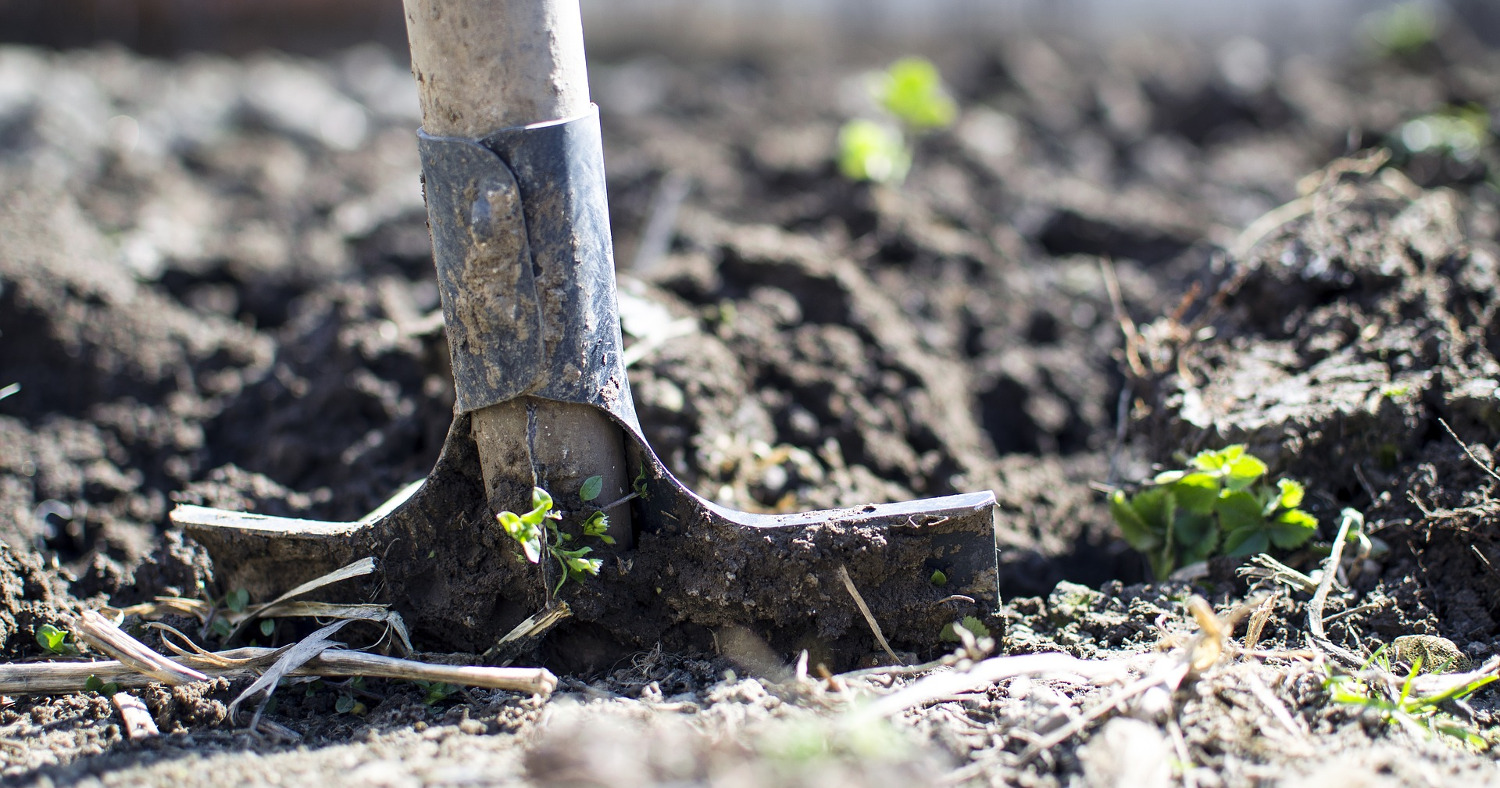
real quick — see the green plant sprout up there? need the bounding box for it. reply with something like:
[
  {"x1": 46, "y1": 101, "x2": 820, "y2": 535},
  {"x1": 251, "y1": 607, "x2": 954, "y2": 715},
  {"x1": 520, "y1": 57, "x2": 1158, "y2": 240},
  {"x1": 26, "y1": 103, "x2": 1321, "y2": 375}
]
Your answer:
[
  {"x1": 1361, "y1": 1, "x2": 1439, "y2": 58},
  {"x1": 496, "y1": 485, "x2": 608, "y2": 594},
  {"x1": 414, "y1": 679, "x2": 457, "y2": 706},
  {"x1": 876, "y1": 57, "x2": 958, "y2": 131},
  {"x1": 225, "y1": 588, "x2": 250, "y2": 614},
  {"x1": 838, "y1": 57, "x2": 956, "y2": 185},
  {"x1": 838, "y1": 120, "x2": 910, "y2": 184},
  {"x1": 1325, "y1": 650, "x2": 1497, "y2": 749},
  {"x1": 1397, "y1": 104, "x2": 1491, "y2": 164},
  {"x1": 84, "y1": 675, "x2": 120, "y2": 695},
  {"x1": 1109, "y1": 445, "x2": 1318, "y2": 579},
  {"x1": 35, "y1": 623, "x2": 79, "y2": 656},
  {"x1": 939, "y1": 615, "x2": 991, "y2": 643}
]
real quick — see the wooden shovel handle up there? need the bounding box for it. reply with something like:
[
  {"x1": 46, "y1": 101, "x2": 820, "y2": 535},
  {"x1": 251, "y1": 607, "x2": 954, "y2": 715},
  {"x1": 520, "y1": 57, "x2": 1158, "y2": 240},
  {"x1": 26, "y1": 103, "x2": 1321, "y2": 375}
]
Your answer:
[
  {"x1": 399, "y1": 0, "x2": 635, "y2": 551},
  {"x1": 402, "y1": 0, "x2": 591, "y2": 136}
]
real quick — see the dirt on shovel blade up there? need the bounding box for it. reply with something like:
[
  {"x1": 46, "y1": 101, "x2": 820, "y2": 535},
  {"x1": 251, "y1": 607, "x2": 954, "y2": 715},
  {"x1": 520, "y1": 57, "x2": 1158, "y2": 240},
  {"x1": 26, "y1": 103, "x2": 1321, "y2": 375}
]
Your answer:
[{"x1": 5, "y1": 24, "x2": 1500, "y2": 788}]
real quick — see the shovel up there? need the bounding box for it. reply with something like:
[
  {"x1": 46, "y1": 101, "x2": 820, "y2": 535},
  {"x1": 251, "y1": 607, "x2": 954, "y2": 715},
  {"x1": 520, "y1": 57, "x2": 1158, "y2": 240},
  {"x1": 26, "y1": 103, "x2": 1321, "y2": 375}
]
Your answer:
[{"x1": 172, "y1": 0, "x2": 999, "y2": 665}]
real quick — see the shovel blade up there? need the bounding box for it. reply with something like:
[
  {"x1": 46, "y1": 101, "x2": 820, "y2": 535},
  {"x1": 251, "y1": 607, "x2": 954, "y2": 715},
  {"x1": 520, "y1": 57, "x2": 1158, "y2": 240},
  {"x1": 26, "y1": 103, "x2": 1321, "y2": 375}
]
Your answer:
[{"x1": 175, "y1": 412, "x2": 998, "y2": 659}]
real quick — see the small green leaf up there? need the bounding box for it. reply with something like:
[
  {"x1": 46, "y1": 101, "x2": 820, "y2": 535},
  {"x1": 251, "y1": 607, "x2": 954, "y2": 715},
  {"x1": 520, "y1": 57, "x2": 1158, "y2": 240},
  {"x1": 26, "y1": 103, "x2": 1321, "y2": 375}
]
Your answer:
[
  {"x1": 1224, "y1": 454, "x2": 1269, "y2": 492},
  {"x1": 1178, "y1": 517, "x2": 1222, "y2": 565},
  {"x1": 335, "y1": 694, "x2": 355, "y2": 714},
  {"x1": 580, "y1": 475, "x2": 604, "y2": 503},
  {"x1": 1109, "y1": 490, "x2": 1161, "y2": 551},
  {"x1": 838, "y1": 119, "x2": 910, "y2": 184},
  {"x1": 259, "y1": 619, "x2": 275, "y2": 637},
  {"x1": 36, "y1": 624, "x2": 69, "y2": 654},
  {"x1": 1222, "y1": 527, "x2": 1270, "y2": 557},
  {"x1": 421, "y1": 681, "x2": 456, "y2": 705},
  {"x1": 1173, "y1": 511, "x2": 1217, "y2": 548},
  {"x1": 85, "y1": 675, "x2": 103, "y2": 693},
  {"x1": 1172, "y1": 472, "x2": 1221, "y2": 515},
  {"x1": 1132, "y1": 487, "x2": 1175, "y2": 531},
  {"x1": 1215, "y1": 490, "x2": 1265, "y2": 536},
  {"x1": 210, "y1": 618, "x2": 233, "y2": 638},
  {"x1": 226, "y1": 588, "x2": 250, "y2": 614},
  {"x1": 1277, "y1": 478, "x2": 1306, "y2": 510},
  {"x1": 1268, "y1": 508, "x2": 1319, "y2": 549},
  {"x1": 930, "y1": 569, "x2": 948, "y2": 586},
  {"x1": 1190, "y1": 445, "x2": 1243, "y2": 473},
  {"x1": 531, "y1": 487, "x2": 553, "y2": 513},
  {"x1": 940, "y1": 615, "x2": 991, "y2": 642},
  {"x1": 93, "y1": 677, "x2": 119, "y2": 695},
  {"x1": 498, "y1": 510, "x2": 543, "y2": 563},
  {"x1": 876, "y1": 57, "x2": 957, "y2": 130}
]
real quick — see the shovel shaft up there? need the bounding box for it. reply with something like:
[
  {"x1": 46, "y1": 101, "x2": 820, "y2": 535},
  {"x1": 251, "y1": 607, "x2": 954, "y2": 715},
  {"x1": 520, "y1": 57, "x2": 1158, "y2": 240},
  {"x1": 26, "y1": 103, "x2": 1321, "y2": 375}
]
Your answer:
[
  {"x1": 402, "y1": 0, "x2": 634, "y2": 547},
  {"x1": 403, "y1": 0, "x2": 590, "y2": 135}
]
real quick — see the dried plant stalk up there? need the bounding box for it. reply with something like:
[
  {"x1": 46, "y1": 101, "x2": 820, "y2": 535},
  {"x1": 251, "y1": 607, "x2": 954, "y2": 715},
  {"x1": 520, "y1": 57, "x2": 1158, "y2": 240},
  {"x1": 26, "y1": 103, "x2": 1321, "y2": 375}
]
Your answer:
[
  {"x1": 74, "y1": 610, "x2": 208, "y2": 685},
  {"x1": 0, "y1": 647, "x2": 557, "y2": 697}
]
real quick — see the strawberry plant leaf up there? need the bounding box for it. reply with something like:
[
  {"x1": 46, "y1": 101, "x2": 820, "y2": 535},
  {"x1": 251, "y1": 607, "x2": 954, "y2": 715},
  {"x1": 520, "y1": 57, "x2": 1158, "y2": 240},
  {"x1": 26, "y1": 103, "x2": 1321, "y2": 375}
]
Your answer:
[
  {"x1": 1223, "y1": 527, "x2": 1270, "y2": 557},
  {"x1": 1109, "y1": 490, "x2": 1162, "y2": 551},
  {"x1": 1173, "y1": 472, "x2": 1222, "y2": 514},
  {"x1": 1269, "y1": 508, "x2": 1319, "y2": 549}
]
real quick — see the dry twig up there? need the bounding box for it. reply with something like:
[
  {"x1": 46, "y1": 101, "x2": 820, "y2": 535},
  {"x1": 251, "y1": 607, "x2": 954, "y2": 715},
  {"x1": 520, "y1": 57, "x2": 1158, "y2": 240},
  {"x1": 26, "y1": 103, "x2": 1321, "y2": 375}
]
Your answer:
[
  {"x1": 0, "y1": 643, "x2": 558, "y2": 697},
  {"x1": 836, "y1": 564, "x2": 901, "y2": 666},
  {"x1": 74, "y1": 610, "x2": 208, "y2": 685}
]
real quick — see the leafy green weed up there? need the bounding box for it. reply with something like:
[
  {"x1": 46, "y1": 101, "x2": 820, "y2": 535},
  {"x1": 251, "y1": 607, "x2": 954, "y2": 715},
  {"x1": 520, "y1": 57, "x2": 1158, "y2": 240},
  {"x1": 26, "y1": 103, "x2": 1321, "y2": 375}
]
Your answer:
[
  {"x1": 497, "y1": 484, "x2": 611, "y2": 594},
  {"x1": 1109, "y1": 445, "x2": 1318, "y2": 579}
]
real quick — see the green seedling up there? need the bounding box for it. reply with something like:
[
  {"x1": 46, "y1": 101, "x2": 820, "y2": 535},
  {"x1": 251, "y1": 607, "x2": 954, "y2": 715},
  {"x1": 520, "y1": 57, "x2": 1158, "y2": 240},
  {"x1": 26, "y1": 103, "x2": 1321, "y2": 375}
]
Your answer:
[
  {"x1": 35, "y1": 623, "x2": 79, "y2": 656},
  {"x1": 0, "y1": 383, "x2": 18, "y2": 402},
  {"x1": 929, "y1": 569, "x2": 948, "y2": 586},
  {"x1": 838, "y1": 57, "x2": 956, "y2": 185},
  {"x1": 875, "y1": 56, "x2": 958, "y2": 131},
  {"x1": 1326, "y1": 653, "x2": 1497, "y2": 749},
  {"x1": 1109, "y1": 445, "x2": 1318, "y2": 580},
  {"x1": 1379, "y1": 382, "x2": 1413, "y2": 400},
  {"x1": 225, "y1": 588, "x2": 250, "y2": 614},
  {"x1": 334, "y1": 693, "x2": 366, "y2": 715},
  {"x1": 414, "y1": 680, "x2": 457, "y2": 706},
  {"x1": 940, "y1": 615, "x2": 991, "y2": 643},
  {"x1": 577, "y1": 474, "x2": 617, "y2": 544},
  {"x1": 1361, "y1": 1, "x2": 1439, "y2": 57},
  {"x1": 1397, "y1": 104, "x2": 1490, "y2": 164},
  {"x1": 838, "y1": 119, "x2": 910, "y2": 184},
  {"x1": 84, "y1": 675, "x2": 120, "y2": 695},
  {"x1": 496, "y1": 485, "x2": 608, "y2": 594}
]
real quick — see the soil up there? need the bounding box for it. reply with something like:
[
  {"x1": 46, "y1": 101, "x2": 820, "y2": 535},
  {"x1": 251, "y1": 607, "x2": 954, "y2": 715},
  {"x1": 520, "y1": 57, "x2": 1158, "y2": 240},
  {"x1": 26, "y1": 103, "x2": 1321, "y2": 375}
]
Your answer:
[{"x1": 5, "y1": 26, "x2": 1500, "y2": 787}]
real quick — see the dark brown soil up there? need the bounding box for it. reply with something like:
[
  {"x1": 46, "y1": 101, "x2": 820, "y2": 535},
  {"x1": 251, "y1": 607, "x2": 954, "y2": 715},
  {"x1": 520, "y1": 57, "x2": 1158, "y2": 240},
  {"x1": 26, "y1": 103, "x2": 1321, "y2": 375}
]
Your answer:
[{"x1": 5, "y1": 24, "x2": 1500, "y2": 787}]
